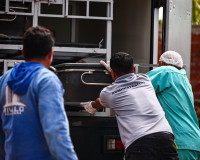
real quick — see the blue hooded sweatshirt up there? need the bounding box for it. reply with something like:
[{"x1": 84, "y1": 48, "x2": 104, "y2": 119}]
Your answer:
[{"x1": 0, "y1": 62, "x2": 78, "y2": 160}]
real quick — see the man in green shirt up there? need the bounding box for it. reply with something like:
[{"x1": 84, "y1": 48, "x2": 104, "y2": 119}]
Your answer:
[{"x1": 147, "y1": 51, "x2": 200, "y2": 160}]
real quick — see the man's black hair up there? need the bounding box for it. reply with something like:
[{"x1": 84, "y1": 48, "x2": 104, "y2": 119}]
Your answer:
[
  {"x1": 23, "y1": 26, "x2": 55, "y2": 60},
  {"x1": 110, "y1": 52, "x2": 133, "y2": 76}
]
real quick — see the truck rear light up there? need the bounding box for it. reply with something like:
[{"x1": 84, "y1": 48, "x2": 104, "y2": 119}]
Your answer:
[
  {"x1": 104, "y1": 135, "x2": 125, "y2": 154},
  {"x1": 115, "y1": 139, "x2": 125, "y2": 150},
  {"x1": 107, "y1": 138, "x2": 125, "y2": 150}
]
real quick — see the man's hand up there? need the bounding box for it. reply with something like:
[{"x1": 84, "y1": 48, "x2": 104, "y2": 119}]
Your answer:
[
  {"x1": 80, "y1": 101, "x2": 96, "y2": 114},
  {"x1": 100, "y1": 60, "x2": 111, "y2": 72}
]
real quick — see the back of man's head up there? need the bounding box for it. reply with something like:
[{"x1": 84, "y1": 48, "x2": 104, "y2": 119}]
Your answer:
[
  {"x1": 110, "y1": 52, "x2": 133, "y2": 76},
  {"x1": 23, "y1": 26, "x2": 55, "y2": 60},
  {"x1": 159, "y1": 51, "x2": 183, "y2": 68}
]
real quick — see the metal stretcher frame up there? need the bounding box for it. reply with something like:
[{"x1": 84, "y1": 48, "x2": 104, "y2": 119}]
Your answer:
[
  {"x1": 0, "y1": 59, "x2": 24, "y2": 74},
  {"x1": 0, "y1": 0, "x2": 113, "y2": 61}
]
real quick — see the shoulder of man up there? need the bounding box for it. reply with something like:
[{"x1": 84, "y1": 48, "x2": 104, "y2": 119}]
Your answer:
[
  {"x1": 34, "y1": 68, "x2": 63, "y2": 87},
  {"x1": 101, "y1": 84, "x2": 112, "y2": 94},
  {"x1": 37, "y1": 67, "x2": 59, "y2": 79},
  {"x1": 136, "y1": 73, "x2": 150, "y2": 79},
  {"x1": 147, "y1": 66, "x2": 175, "y2": 76}
]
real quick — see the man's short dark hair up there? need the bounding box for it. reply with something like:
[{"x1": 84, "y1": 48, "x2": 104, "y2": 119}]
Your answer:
[
  {"x1": 110, "y1": 52, "x2": 133, "y2": 76},
  {"x1": 23, "y1": 26, "x2": 55, "y2": 60}
]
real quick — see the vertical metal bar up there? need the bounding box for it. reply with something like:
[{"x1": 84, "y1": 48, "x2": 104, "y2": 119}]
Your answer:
[
  {"x1": 150, "y1": 0, "x2": 155, "y2": 65},
  {"x1": 162, "y1": 0, "x2": 169, "y2": 53},
  {"x1": 37, "y1": 1, "x2": 41, "y2": 16},
  {"x1": 62, "y1": 0, "x2": 64, "y2": 16},
  {"x1": 134, "y1": 64, "x2": 139, "y2": 74},
  {"x1": 86, "y1": 0, "x2": 89, "y2": 17},
  {"x1": 153, "y1": 8, "x2": 159, "y2": 64},
  {"x1": 110, "y1": 1, "x2": 113, "y2": 19},
  {"x1": 106, "y1": 1, "x2": 110, "y2": 17},
  {"x1": 31, "y1": 1, "x2": 34, "y2": 15},
  {"x1": 106, "y1": 2, "x2": 112, "y2": 61},
  {"x1": 105, "y1": 1, "x2": 113, "y2": 116},
  {"x1": 65, "y1": 0, "x2": 69, "y2": 16},
  {"x1": 5, "y1": 0, "x2": 9, "y2": 13},
  {"x1": 71, "y1": 3, "x2": 76, "y2": 42},
  {"x1": 3, "y1": 60, "x2": 8, "y2": 74},
  {"x1": 33, "y1": 1, "x2": 39, "y2": 26}
]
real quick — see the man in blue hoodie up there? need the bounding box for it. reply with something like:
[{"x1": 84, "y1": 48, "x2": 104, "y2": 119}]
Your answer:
[{"x1": 0, "y1": 26, "x2": 78, "y2": 160}]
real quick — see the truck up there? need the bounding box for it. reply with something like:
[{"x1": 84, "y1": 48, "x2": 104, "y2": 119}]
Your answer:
[{"x1": 0, "y1": 0, "x2": 192, "y2": 159}]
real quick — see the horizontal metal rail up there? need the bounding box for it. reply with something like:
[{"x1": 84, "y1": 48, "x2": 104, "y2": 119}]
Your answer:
[{"x1": 0, "y1": 44, "x2": 107, "y2": 54}]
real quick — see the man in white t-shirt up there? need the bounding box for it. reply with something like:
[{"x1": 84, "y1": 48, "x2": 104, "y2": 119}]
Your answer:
[{"x1": 82, "y1": 52, "x2": 179, "y2": 160}]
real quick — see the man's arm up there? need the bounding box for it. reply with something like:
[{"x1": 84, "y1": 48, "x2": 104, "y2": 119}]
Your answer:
[
  {"x1": 82, "y1": 96, "x2": 107, "y2": 114},
  {"x1": 92, "y1": 98, "x2": 105, "y2": 109},
  {"x1": 82, "y1": 88, "x2": 108, "y2": 113},
  {"x1": 38, "y1": 75, "x2": 78, "y2": 160}
]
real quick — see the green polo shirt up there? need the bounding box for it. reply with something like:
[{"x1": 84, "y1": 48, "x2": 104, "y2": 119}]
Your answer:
[{"x1": 147, "y1": 66, "x2": 200, "y2": 151}]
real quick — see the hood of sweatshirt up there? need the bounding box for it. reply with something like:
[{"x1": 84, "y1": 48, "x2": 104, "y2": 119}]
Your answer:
[{"x1": 7, "y1": 62, "x2": 45, "y2": 95}]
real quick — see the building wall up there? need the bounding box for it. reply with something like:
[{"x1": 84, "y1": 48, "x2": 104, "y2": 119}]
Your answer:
[{"x1": 190, "y1": 25, "x2": 200, "y2": 101}]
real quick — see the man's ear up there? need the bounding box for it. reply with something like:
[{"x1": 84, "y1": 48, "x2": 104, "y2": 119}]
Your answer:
[
  {"x1": 111, "y1": 69, "x2": 118, "y2": 81},
  {"x1": 47, "y1": 48, "x2": 53, "y2": 60}
]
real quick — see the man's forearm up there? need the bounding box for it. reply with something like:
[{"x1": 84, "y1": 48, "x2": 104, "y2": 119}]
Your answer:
[{"x1": 92, "y1": 98, "x2": 105, "y2": 109}]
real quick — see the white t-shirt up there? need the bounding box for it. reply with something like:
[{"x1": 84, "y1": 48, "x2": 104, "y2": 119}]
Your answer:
[{"x1": 99, "y1": 73, "x2": 172, "y2": 149}]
